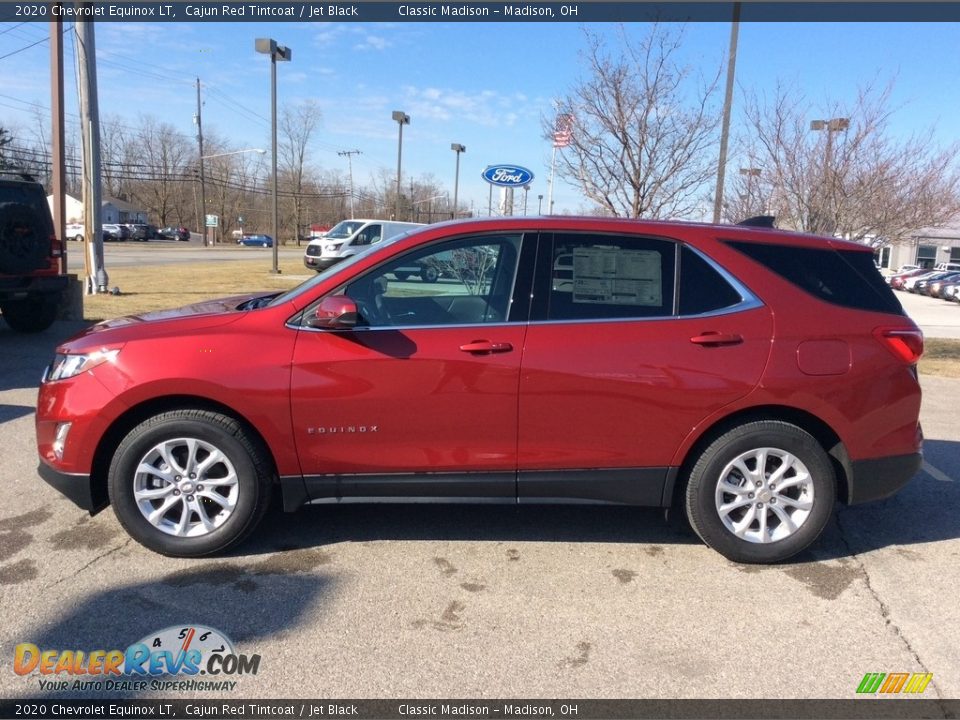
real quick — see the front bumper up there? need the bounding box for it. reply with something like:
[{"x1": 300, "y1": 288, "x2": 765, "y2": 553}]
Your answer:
[
  {"x1": 846, "y1": 452, "x2": 922, "y2": 505},
  {"x1": 303, "y1": 255, "x2": 342, "y2": 271},
  {"x1": 37, "y1": 460, "x2": 106, "y2": 514}
]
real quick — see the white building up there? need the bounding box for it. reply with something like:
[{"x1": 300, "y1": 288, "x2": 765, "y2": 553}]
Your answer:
[
  {"x1": 46, "y1": 194, "x2": 148, "y2": 225},
  {"x1": 878, "y1": 223, "x2": 960, "y2": 271}
]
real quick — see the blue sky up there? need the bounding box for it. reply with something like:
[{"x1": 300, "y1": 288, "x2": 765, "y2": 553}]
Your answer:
[{"x1": 1, "y1": 17, "x2": 959, "y2": 217}]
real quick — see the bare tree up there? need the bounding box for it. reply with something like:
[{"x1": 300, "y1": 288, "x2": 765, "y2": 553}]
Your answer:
[
  {"x1": 127, "y1": 116, "x2": 192, "y2": 226},
  {"x1": 731, "y1": 81, "x2": 960, "y2": 244},
  {"x1": 548, "y1": 25, "x2": 722, "y2": 219},
  {"x1": 279, "y1": 100, "x2": 321, "y2": 245}
]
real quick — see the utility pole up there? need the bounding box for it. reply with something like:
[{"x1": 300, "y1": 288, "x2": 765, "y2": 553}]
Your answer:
[
  {"x1": 50, "y1": 7, "x2": 66, "y2": 273},
  {"x1": 195, "y1": 77, "x2": 208, "y2": 245},
  {"x1": 338, "y1": 149, "x2": 361, "y2": 218},
  {"x1": 75, "y1": 12, "x2": 106, "y2": 294},
  {"x1": 713, "y1": 1, "x2": 741, "y2": 224}
]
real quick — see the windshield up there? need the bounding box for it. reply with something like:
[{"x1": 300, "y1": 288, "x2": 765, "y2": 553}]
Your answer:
[
  {"x1": 268, "y1": 229, "x2": 422, "y2": 307},
  {"x1": 325, "y1": 220, "x2": 364, "y2": 239}
]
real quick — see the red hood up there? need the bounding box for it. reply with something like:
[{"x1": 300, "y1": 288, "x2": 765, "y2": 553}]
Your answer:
[
  {"x1": 59, "y1": 293, "x2": 274, "y2": 352},
  {"x1": 91, "y1": 293, "x2": 267, "y2": 329}
]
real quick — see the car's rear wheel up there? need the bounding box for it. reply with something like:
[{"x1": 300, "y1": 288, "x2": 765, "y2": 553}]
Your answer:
[
  {"x1": 684, "y1": 421, "x2": 835, "y2": 564},
  {"x1": 420, "y1": 266, "x2": 439, "y2": 283},
  {"x1": 0, "y1": 298, "x2": 58, "y2": 332},
  {"x1": 108, "y1": 410, "x2": 272, "y2": 557}
]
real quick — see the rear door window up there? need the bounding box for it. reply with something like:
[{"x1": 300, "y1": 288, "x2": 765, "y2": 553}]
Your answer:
[{"x1": 726, "y1": 241, "x2": 904, "y2": 315}]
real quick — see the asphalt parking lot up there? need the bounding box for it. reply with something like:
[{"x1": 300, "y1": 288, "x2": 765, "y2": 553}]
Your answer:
[{"x1": 1, "y1": 289, "x2": 958, "y2": 702}]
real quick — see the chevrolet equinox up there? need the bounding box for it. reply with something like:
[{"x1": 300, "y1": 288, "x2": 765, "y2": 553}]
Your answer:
[{"x1": 36, "y1": 217, "x2": 923, "y2": 563}]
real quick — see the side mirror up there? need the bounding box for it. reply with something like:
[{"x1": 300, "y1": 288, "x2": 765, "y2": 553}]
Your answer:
[{"x1": 305, "y1": 296, "x2": 358, "y2": 329}]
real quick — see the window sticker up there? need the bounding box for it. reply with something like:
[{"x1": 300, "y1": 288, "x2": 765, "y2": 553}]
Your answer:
[{"x1": 570, "y1": 246, "x2": 662, "y2": 305}]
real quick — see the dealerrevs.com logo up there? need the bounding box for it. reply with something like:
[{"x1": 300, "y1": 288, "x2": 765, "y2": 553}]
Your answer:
[{"x1": 14, "y1": 625, "x2": 260, "y2": 692}]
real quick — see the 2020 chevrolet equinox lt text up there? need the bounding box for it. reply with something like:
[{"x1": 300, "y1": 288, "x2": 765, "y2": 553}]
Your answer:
[{"x1": 36, "y1": 216, "x2": 923, "y2": 563}]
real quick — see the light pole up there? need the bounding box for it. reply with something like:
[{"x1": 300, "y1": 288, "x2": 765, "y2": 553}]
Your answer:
[
  {"x1": 810, "y1": 117, "x2": 849, "y2": 234},
  {"x1": 392, "y1": 110, "x2": 410, "y2": 220},
  {"x1": 256, "y1": 37, "x2": 292, "y2": 274},
  {"x1": 450, "y1": 143, "x2": 465, "y2": 220},
  {"x1": 537, "y1": 194, "x2": 543, "y2": 214},
  {"x1": 739, "y1": 167, "x2": 761, "y2": 215},
  {"x1": 199, "y1": 149, "x2": 266, "y2": 244}
]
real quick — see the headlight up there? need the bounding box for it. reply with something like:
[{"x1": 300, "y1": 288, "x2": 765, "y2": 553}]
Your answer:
[
  {"x1": 325, "y1": 242, "x2": 343, "y2": 252},
  {"x1": 45, "y1": 348, "x2": 121, "y2": 382}
]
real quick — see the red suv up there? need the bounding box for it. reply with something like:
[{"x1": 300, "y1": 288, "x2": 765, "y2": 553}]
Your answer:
[{"x1": 36, "y1": 217, "x2": 923, "y2": 563}]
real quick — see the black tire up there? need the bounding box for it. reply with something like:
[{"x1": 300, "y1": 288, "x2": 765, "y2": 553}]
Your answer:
[
  {"x1": 0, "y1": 201, "x2": 48, "y2": 275},
  {"x1": 108, "y1": 410, "x2": 272, "y2": 557},
  {"x1": 74, "y1": 234, "x2": 85, "y2": 243},
  {"x1": 684, "y1": 421, "x2": 835, "y2": 564},
  {"x1": 420, "y1": 266, "x2": 439, "y2": 283},
  {"x1": 0, "y1": 298, "x2": 58, "y2": 333},
  {"x1": 393, "y1": 271, "x2": 410, "y2": 281}
]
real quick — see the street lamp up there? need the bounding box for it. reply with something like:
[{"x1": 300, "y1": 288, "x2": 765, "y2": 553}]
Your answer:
[
  {"x1": 392, "y1": 110, "x2": 410, "y2": 220},
  {"x1": 537, "y1": 194, "x2": 544, "y2": 214},
  {"x1": 810, "y1": 117, "x2": 849, "y2": 234},
  {"x1": 256, "y1": 37, "x2": 292, "y2": 274},
  {"x1": 198, "y1": 149, "x2": 266, "y2": 244},
  {"x1": 450, "y1": 143, "x2": 465, "y2": 220}
]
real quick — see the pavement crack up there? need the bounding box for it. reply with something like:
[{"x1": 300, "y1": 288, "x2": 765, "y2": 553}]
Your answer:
[
  {"x1": 43, "y1": 538, "x2": 133, "y2": 591},
  {"x1": 834, "y1": 510, "x2": 944, "y2": 702}
]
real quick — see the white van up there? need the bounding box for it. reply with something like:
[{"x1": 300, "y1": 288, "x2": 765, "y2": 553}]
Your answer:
[{"x1": 303, "y1": 219, "x2": 424, "y2": 272}]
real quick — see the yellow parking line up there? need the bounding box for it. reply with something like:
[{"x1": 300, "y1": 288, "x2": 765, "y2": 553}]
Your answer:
[{"x1": 923, "y1": 461, "x2": 955, "y2": 483}]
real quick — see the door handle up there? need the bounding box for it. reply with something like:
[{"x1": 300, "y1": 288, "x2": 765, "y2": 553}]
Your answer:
[
  {"x1": 690, "y1": 332, "x2": 743, "y2": 346},
  {"x1": 459, "y1": 340, "x2": 514, "y2": 354}
]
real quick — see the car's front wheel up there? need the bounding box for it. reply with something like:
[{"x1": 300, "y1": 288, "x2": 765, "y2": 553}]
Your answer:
[
  {"x1": 684, "y1": 421, "x2": 835, "y2": 564},
  {"x1": 108, "y1": 410, "x2": 272, "y2": 557}
]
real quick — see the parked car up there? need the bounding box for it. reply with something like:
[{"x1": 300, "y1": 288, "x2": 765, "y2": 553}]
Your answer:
[
  {"x1": 889, "y1": 268, "x2": 928, "y2": 290},
  {"x1": 158, "y1": 226, "x2": 190, "y2": 241},
  {"x1": 0, "y1": 169, "x2": 67, "y2": 332},
  {"x1": 927, "y1": 272, "x2": 960, "y2": 298},
  {"x1": 36, "y1": 216, "x2": 923, "y2": 563},
  {"x1": 102, "y1": 223, "x2": 130, "y2": 241},
  {"x1": 941, "y1": 281, "x2": 960, "y2": 302},
  {"x1": 239, "y1": 234, "x2": 273, "y2": 247},
  {"x1": 126, "y1": 223, "x2": 159, "y2": 241},
  {"x1": 914, "y1": 271, "x2": 954, "y2": 295},
  {"x1": 903, "y1": 270, "x2": 941, "y2": 293},
  {"x1": 65, "y1": 222, "x2": 85, "y2": 242}
]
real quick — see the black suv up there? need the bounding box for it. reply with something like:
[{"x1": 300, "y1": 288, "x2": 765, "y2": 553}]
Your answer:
[{"x1": 0, "y1": 170, "x2": 67, "y2": 332}]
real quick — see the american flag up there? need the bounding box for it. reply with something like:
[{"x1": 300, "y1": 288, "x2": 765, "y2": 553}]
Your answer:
[{"x1": 553, "y1": 113, "x2": 574, "y2": 148}]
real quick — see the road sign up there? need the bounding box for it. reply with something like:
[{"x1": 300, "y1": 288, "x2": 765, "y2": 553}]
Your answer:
[{"x1": 205, "y1": 214, "x2": 219, "y2": 228}]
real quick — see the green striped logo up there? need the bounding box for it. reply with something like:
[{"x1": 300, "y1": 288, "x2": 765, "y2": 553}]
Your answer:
[{"x1": 857, "y1": 672, "x2": 932, "y2": 694}]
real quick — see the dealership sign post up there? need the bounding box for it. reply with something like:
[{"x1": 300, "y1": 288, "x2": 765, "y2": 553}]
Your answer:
[{"x1": 481, "y1": 164, "x2": 534, "y2": 216}]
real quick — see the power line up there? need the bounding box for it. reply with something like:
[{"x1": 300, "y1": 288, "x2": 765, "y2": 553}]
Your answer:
[{"x1": 0, "y1": 25, "x2": 70, "y2": 61}]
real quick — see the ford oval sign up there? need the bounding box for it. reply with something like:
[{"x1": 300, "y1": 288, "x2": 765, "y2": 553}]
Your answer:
[{"x1": 482, "y1": 165, "x2": 535, "y2": 187}]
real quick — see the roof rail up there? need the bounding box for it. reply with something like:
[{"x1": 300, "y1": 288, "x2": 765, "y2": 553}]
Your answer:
[{"x1": 737, "y1": 215, "x2": 776, "y2": 228}]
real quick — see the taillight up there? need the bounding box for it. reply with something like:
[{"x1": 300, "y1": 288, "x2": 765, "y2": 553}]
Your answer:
[
  {"x1": 873, "y1": 326, "x2": 924, "y2": 364},
  {"x1": 50, "y1": 235, "x2": 62, "y2": 258}
]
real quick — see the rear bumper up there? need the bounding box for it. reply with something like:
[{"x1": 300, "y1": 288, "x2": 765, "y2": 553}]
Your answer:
[
  {"x1": 846, "y1": 452, "x2": 922, "y2": 505},
  {"x1": 0, "y1": 274, "x2": 68, "y2": 302},
  {"x1": 37, "y1": 460, "x2": 106, "y2": 514}
]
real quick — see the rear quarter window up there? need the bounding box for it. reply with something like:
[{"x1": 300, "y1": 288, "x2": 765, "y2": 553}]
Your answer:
[{"x1": 726, "y1": 240, "x2": 904, "y2": 315}]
